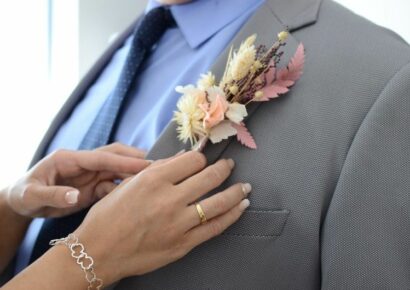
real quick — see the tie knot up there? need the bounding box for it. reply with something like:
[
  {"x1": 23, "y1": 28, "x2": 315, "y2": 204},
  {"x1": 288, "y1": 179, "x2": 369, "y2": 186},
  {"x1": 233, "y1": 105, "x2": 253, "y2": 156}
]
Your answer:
[{"x1": 135, "y1": 7, "x2": 176, "y2": 49}]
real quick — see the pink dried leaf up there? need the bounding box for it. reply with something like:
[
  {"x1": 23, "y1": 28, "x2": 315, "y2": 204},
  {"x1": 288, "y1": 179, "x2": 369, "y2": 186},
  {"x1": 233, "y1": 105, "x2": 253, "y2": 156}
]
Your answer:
[
  {"x1": 257, "y1": 43, "x2": 305, "y2": 102},
  {"x1": 274, "y1": 79, "x2": 294, "y2": 87},
  {"x1": 259, "y1": 84, "x2": 289, "y2": 101},
  {"x1": 231, "y1": 122, "x2": 257, "y2": 149},
  {"x1": 277, "y1": 43, "x2": 305, "y2": 82}
]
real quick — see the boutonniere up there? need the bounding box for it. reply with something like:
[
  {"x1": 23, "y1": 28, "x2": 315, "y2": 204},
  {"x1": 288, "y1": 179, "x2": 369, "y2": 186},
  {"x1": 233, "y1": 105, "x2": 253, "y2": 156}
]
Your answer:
[{"x1": 173, "y1": 31, "x2": 305, "y2": 151}]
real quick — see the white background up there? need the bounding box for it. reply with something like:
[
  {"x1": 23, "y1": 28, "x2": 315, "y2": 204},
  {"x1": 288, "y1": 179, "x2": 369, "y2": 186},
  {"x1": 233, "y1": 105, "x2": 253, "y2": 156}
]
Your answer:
[{"x1": 0, "y1": 0, "x2": 409, "y2": 188}]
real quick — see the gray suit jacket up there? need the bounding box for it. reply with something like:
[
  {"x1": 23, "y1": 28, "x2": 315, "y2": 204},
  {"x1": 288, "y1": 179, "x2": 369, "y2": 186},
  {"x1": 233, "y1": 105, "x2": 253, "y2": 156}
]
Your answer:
[{"x1": 4, "y1": 0, "x2": 410, "y2": 289}]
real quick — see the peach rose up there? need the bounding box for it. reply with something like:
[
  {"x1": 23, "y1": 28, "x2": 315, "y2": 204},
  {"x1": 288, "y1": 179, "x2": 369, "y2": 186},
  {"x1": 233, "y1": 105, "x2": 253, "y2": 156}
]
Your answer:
[{"x1": 201, "y1": 94, "x2": 229, "y2": 129}]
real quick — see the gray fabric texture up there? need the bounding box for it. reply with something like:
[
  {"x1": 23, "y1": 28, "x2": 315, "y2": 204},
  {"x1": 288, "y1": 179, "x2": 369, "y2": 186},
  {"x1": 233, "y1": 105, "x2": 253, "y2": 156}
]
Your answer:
[
  {"x1": 2, "y1": 0, "x2": 410, "y2": 289},
  {"x1": 113, "y1": 1, "x2": 410, "y2": 289}
]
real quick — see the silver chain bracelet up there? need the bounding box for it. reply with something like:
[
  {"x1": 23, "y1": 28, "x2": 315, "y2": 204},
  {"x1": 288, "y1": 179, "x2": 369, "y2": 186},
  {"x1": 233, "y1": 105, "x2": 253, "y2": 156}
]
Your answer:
[{"x1": 50, "y1": 234, "x2": 104, "y2": 290}]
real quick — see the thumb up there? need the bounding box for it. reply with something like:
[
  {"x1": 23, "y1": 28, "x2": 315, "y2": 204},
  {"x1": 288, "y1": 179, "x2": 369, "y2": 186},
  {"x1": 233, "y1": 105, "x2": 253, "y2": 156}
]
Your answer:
[{"x1": 29, "y1": 184, "x2": 80, "y2": 209}]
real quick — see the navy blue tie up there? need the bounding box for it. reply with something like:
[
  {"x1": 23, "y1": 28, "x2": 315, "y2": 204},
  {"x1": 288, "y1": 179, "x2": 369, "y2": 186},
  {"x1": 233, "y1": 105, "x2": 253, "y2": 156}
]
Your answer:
[
  {"x1": 29, "y1": 7, "x2": 175, "y2": 264},
  {"x1": 80, "y1": 6, "x2": 176, "y2": 149}
]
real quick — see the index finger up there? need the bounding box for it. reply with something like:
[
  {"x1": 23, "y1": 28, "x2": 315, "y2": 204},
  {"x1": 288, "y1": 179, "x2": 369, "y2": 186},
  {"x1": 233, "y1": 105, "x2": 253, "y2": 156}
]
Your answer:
[
  {"x1": 75, "y1": 151, "x2": 151, "y2": 174},
  {"x1": 176, "y1": 158, "x2": 235, "y2": 204},
  {"x1": 151, "y1": 151, "x2": 207, "y2": 184},
  {"x1": 96, "y1": 143, "x2": 146, "y2": 158}
]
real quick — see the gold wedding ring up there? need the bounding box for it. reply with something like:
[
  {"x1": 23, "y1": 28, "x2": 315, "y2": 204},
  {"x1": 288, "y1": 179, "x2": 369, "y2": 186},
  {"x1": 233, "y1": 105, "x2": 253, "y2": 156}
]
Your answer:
[{"x1": 195, "y1": 203, "x2": 207, "y2": 225}]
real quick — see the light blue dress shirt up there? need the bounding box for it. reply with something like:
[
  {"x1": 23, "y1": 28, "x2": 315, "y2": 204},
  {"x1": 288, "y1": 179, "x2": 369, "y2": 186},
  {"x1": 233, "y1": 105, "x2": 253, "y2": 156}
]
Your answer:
[{"x1": 15, "y1": 0, "x2": 264, "y2": 273}]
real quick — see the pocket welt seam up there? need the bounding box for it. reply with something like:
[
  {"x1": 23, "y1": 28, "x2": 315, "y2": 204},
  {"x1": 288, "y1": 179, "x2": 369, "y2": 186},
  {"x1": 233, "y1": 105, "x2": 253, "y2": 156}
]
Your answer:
[
  {"x1": 222, "y1": 232, "x2": 281, "y2": 238},
  {"x1": 246, "y1": 209, "x2": 290, "y2": 214},
  {"x1": 221, "y1": 209, "x2": 290, "y2": 237}
]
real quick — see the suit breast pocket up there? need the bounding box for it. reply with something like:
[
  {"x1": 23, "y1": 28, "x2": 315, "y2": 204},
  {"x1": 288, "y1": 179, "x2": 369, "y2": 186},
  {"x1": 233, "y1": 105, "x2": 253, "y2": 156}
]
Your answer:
[{"x1": 222, "y1": 209, "x2": 290, "y2": 238}]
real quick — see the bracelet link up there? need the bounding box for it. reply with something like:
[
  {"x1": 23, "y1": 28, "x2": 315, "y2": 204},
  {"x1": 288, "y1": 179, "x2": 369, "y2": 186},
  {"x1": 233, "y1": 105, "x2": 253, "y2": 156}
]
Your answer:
[{"x1": 50, "y1": 234, "x2": 103, "y2": 290}]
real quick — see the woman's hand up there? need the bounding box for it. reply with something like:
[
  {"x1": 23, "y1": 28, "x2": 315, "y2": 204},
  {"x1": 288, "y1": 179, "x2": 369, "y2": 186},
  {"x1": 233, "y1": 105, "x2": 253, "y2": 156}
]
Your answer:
[
  {"x1": 74, "y1": 151, "x2": 251, "y2": 285},
  {"x1": 6, "y1": 143, "x2": 151, "y2": 218}
]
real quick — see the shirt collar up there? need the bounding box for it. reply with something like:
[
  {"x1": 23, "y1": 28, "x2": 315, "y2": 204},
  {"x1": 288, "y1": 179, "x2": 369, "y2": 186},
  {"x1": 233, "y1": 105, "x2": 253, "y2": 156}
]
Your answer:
[{"x1": 146, "y1": 0, "x2": 265, "y2": 48}]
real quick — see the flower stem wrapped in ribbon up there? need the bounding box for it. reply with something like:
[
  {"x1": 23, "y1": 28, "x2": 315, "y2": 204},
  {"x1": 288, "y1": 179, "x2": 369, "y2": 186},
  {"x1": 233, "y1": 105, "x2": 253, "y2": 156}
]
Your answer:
[{"x1": 173, "y1": 31, "x2": 305, "y2": 151}]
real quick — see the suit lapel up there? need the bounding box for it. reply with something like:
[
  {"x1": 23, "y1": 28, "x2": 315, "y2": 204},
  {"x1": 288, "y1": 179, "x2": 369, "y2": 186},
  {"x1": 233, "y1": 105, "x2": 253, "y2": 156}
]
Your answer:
[
  {"x1": 147, "y1": 0, "x2": 322, "y2": 164},
  {"x1": 108, "y1": 2, "x2": 321, "y2": 289}
]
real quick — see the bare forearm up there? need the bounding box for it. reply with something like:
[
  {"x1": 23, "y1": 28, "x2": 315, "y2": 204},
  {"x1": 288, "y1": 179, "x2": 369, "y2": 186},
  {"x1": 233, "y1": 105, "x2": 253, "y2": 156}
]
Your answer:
[
  {"x1": 0, "y1": 188, "x2": 31, "y2": 272},
  {"x1": 2, "y1": 246, "x2": 87, "y2": 290}
]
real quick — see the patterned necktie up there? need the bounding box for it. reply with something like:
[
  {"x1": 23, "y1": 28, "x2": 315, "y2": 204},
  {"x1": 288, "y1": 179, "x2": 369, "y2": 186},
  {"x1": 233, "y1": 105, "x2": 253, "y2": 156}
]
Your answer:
[{"x1": 29, "y1": 7, "x2": 175, "y2": 264}]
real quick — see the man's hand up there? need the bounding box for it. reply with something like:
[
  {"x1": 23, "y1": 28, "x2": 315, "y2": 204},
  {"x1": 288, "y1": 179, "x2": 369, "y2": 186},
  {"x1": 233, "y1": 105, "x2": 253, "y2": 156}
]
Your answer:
[{"x1": 6, "y1": 143, "x2": 151, "y2": 218}]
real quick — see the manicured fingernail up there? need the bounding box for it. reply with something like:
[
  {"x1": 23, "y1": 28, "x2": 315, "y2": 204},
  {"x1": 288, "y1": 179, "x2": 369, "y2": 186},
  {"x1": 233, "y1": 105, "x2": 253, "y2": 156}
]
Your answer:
[
  {"x1": 239, "y1": 199, "x2": 250, "y2": 211},
  {"x1": 65, "y1": 190, "x2": 79, "y2": 205},
  {"x1": 241, "y1": 183, "x2": 252, "y2": 197},
  {"x1": 227, "y1": 159, "x2": 235, "y2": 169},
  {"x1": 147, "y1": 160, "x2": 154, "y2": 164}
]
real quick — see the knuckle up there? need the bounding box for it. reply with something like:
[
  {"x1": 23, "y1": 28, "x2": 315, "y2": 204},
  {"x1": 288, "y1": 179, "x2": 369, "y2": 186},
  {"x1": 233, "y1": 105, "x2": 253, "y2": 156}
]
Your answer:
[
  {"x1": 213, "y1": 195, "x2": 227, "y2": 212},
  {"x1": 209, "y1": 220, "x2": 224, "y2": 237},
  {"x1": 138, "y1": 170, "x2": 168, "y2": 193},
  {"x1": 21, "y1": 184, "x2": 34, "y2": 203},
  {"x1": 190, "y1": 152, "x2": 207, "y2": 168},
  {"x1": 138, "y1": 170, "x2": 157, "y2": 184},
  {"x1": 207, "y1": 166, "x2": 223, "y2": 181},
  {"x1": 105, "y1": 142, "x2": 122, "y2": 152},
  {"x1": 219, "y1": 159, "x2": 231, "y2": 174},
  {"x1": 50, "y1": 149, "x2": 69, "y2": 161},
  {"x1": 93, "y1": 156, "x2": 104, "y2": 167},
  {"x1": 172, "y1": 184, "x2": 187, "y2": 203},
  {"x1": 48, "y1": 188, "x2": 58, "y2": 202},
  {"x1": 149, "y1": 193, "x2": 175, "y2": 218},
  {"x1": 111, "y1": 142, "x2": 123, "y2": 149},
  {"x1": 170, "y1": 243, "x2": 188, "y2": 260},
  {"x1": 166, "y1": 223, "x2": 179, "y2": 237}
]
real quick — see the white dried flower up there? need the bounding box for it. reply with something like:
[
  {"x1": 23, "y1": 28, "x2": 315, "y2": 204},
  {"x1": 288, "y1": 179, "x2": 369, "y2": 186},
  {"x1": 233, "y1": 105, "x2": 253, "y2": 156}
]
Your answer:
[
  {"x1": 206, "y1": 86, "x2": 226, "y2": 102},
  {"x1": 226, "y1": 102, "x2": 248, "y2": 124},
  {"x1": 230, "y1": 46, "x2": 256, "y2": 80},
  {"x1": 197, "y1": 72, "x2": 216, "y2": 90},
  {"x1": 223, "y1": 34, "x2": 258, "y2": 82},
  {"x1": 209, "y1": 121, "x2": 237, "y2": 144},
  {"x1": 173, "y1": 86, "x2": 207, "y2": 146},
  {"x1": 242, "y1": 34, "x2": 257, "y2": 49}
]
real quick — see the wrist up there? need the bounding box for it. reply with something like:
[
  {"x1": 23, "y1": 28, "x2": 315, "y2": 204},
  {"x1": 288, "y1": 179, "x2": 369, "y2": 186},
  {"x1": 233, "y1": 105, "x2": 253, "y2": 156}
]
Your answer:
[
  {"x1": 49, "y1": 245, "x2": 90, "y2": 289},
  {"x1": 73, "y1": 225, "x2": 122, "y2": 286},
  {"x1": 49, "y1": 233, "x2": 109, "y2": 289}
]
